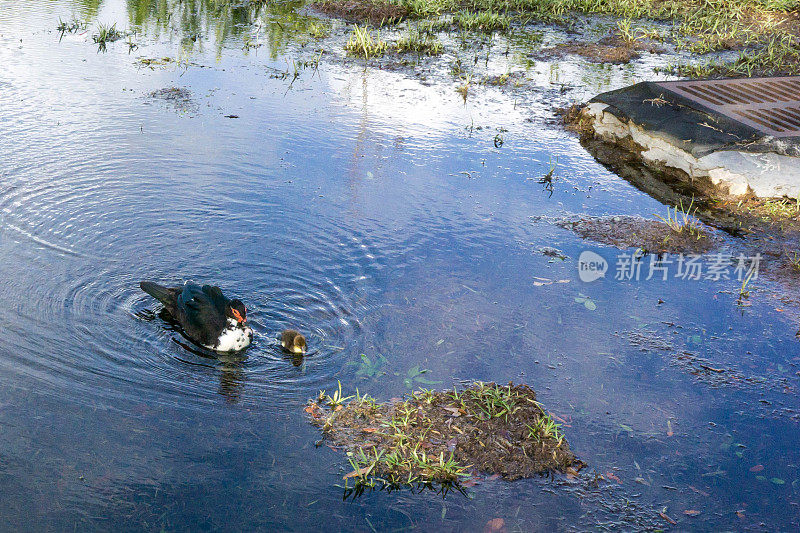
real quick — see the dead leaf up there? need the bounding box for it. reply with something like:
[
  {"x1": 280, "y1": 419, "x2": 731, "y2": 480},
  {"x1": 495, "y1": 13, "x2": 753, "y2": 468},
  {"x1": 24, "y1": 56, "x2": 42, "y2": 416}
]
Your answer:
[
  {"x1": 736, "y1": 510, "x2": 745, "y2": 519},
  {"x1": 443, "y1": 407, "x2": 462, "y2": 417},
  {"x1": 689, "y1": 485, "x2": 709, "y2": 496},
  {"x1": 684, "y1": 509, "x2": 701, "y2": 516},
  {"x1": 605, "y1": 472, "x2": 622, "y2": 484},
  {"x1": 552, "y1": 414, "x2": 572, "y2": 427},
  {"x1": 485, "y1": 518, "x2": 505, "y2": 531},
  {"x1": 362, "y1": 427, "x2": 378, "y2": 433},
  {"x1": 343, "y1": 465, "x2": 373, "y2": 479},
  {"x1": 749, "y1": 464, "x2": 764, "y2": 472}
]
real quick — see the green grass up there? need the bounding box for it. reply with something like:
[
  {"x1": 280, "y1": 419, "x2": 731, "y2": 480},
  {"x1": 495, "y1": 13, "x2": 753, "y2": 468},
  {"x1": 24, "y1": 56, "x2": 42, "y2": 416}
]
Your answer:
[
  {"x1": 452, "y1": 10, "x2": 510, "y2": 31},
  {"x1": 396, "y1": 29, "x2": 444, "y2": 54},
  {"x1": 310, "y1": 382, "x2": 576, "y2": 490},
  {"x1": 655, "y1": 199, "x2": 704, "y2": 240},
  {"x1": 56, "y1": 18, "x2": 86, "y2": 34},
  {"x1": 344, "y1": 25, "x2": 388, "y2": 58},
  {"x1": 321, "y1": 0, "x2": 800, "y2": 76},
  {"x1": 93, "y1": 23, "x2": 125, "y2": 52}
]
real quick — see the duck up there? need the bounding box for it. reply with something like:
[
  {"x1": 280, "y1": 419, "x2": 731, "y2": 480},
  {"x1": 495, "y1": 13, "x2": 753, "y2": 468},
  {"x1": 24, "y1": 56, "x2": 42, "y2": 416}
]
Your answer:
[
  {"x1": 140, "y1": 281, "x2": 253, "y2": 352},
  {"x1": 280, "y1": 329, "x2": 307, "y2": 354}
]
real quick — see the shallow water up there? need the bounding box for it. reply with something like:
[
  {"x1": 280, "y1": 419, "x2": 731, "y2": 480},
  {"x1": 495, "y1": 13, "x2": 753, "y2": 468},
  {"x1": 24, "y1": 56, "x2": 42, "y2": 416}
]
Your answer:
[{"x1": 1, "y1": 1, "x2": 800, "y2": 530}]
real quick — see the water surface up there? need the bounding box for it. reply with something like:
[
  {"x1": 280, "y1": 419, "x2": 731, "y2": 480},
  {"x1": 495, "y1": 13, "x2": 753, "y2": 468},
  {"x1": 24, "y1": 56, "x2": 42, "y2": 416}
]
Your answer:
[{"x1": 1, "y1": 1, "x2": 799, "y2": 530}]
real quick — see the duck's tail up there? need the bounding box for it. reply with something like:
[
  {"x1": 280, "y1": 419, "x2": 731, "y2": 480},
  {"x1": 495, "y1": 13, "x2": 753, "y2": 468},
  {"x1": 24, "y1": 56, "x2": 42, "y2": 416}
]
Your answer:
[{"x1": 140, "y1": 281, "x2": 178, "y2": 311}]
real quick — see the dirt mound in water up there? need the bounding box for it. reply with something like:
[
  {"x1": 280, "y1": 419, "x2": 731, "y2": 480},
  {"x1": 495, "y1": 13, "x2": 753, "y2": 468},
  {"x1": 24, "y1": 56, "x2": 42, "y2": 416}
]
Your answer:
[
  {"x1": 306, "y1": 382, "x2": 581, "y2": 486},
  {"x1": 559, "y1": 215, "x2": 719, "y2": 254}
]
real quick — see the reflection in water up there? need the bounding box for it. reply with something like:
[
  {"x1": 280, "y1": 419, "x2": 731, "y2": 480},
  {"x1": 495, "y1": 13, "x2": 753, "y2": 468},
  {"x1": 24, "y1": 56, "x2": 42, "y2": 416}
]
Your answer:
[
  {"x1": 1, "y1": 0, "x2": 800, "y2": 531},
  {"x1": 126, "y1": 0, "x2": 330, "y2": 57}
]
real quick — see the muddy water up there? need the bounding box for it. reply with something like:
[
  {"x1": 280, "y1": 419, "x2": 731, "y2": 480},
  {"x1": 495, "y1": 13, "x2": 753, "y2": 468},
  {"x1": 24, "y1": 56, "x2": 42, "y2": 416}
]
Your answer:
[{"x1": 1, "y1": 1, "x2": 799, "y2": 530}]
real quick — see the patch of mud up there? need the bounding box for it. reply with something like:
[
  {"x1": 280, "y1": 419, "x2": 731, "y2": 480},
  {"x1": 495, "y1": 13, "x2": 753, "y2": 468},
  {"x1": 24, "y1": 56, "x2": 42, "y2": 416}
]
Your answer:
[
  {"x1": 146, "y1": 87, "x2": 197, "y2": 115},
  {"x1": 136, "y1": 56, "x2": 175, "y2": 68},
  {"x1": 306, "y1": 383, "x2": 581, "y2": 485},
  {"x1": 617, "y1": 329, "x2": 674, "y2": 353},
  {"x1": 538, "y1": 41, "x2": 641, "y2": 64},
  {"x1": 558, "y1": 215, "x2": 719, "y2": 254},
  {"x1": 671, "y1": 351, "x2": 792, "y2": 392},
  {"x1": 312, "y1": 0, "x2": 408, "y2": 24},
  {"x1": 540, "y1": 246, "x2": 567, "y2": 261},
  {"x1": 618, "y1": 328, "x2": 793, "y2": 393}
]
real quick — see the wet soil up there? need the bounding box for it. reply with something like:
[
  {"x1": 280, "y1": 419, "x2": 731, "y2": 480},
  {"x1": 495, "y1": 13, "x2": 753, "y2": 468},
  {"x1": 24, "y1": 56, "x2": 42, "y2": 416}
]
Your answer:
[
  {"x1": 312, "y1": 0, "x2": 408, "y2": 24},
  {"x1": 306, "y1": 383, "x2": 581, "y2": 483},
  {"x1": 557, "y1": 215, "x2": 719, "y2": 254}
]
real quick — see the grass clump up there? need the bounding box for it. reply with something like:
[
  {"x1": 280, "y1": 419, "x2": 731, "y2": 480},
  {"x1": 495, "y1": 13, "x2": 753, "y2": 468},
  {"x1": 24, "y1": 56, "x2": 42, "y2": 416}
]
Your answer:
[
  {"x1": 560, "y1": 212, "x2": 718, "y2": 254},
  {"x1": 744, "y1": 196, "x2": 800, "y2": 221},
  {"x1": 57, "y1": 18, "x2": 86, "y2": 34},
  {"x1": 395, "y1": 29, "x2": 443, "y2": 54},
  {"x1": 93, "y1": 23, "x2": 125, "y2": 52},
  {"x1": 306, "y1": 382, "x2": 580, "y2": 491},
  {"x1": 344, "y1": 25, "x2": 388, "y2": 58},
  {"x1": 655, "y1": 199, "x2": 705, "y2": 241},
  {"x1": 452, "y1": 10, "x2": 510, "y2": 31}
]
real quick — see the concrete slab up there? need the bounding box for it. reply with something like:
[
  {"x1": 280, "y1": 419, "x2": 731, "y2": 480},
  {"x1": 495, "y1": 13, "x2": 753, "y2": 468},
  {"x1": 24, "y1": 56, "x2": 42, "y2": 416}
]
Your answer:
[{"x1": 579, "y1": 79, "x2": 800, "y2": 199}]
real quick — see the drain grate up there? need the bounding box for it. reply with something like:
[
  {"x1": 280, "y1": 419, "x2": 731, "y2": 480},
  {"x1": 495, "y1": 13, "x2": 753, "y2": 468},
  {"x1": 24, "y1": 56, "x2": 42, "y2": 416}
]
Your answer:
[{"x1": 656, "y1": 76, "x2": 800, "y2": 138}]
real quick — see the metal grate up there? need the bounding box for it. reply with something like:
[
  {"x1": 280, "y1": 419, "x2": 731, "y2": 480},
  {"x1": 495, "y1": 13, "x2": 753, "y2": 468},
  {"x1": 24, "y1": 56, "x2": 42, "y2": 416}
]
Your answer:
[{"x1": 656, "y1": 76, "x2": 800, "y2": 138}]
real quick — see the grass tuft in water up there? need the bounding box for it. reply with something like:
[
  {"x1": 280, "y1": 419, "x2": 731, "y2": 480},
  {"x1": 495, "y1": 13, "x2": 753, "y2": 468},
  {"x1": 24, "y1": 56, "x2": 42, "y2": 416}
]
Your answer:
[
  {"x1": 344, "y1": 25, "x2": 388, "y2": 58},
  {"x1": 93, "y1": 23, "x2": 125, "y2": 52},
  {"x1": 57, "y1": 18, "x2": 87, "y2": 34},
  {"x1": 655, "y1": 199, "x2": 704, "y2": 241},
  {"x1": 395, "y1": 29, "x2": 443, "y2": 55}
]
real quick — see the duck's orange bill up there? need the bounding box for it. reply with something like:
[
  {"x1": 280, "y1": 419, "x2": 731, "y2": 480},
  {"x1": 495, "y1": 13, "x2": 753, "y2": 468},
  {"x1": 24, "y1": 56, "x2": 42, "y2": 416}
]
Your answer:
[{"x1": 232, "y1": 309, "x2": 246, "y2": 323}]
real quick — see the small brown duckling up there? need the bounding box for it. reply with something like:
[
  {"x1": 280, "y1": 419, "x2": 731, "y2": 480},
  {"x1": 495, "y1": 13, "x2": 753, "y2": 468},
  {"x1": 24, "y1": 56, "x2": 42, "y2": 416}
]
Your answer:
[{"x1": 280, "y1": 329, "x2": 307, "y2": 354}]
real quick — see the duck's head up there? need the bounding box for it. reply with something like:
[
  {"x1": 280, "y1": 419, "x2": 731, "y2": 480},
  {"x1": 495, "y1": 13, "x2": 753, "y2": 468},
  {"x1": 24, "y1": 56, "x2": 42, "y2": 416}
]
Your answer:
[
  {"x1": 289, "y1": 332, "x2": 307, "y2": 354},
  {"x1": 226, "y1": 299, "x2": 248, "y2": 325}
]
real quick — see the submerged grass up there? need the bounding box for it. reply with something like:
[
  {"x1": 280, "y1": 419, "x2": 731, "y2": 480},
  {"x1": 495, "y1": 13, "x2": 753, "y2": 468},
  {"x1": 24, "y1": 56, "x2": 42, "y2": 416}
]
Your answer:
[{"x1": 306, "y1": 382, "x2": 580, "y2": 490}]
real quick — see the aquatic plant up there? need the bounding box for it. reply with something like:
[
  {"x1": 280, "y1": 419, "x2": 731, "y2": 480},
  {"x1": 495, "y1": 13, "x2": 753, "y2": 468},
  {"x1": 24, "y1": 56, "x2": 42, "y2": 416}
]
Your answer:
[
  {"x1": 93, "y1": 23, "x2": 125, "y2": 52},
  {"x1": 395, "y1": 30, "x2": 443, "y2": 55},
  {"x1": 318, "y1": 380, "x2": 354, "y2": 410},
  {"x1": 655, "y1": 199, "x2": 704, "y2": 240},
  {"x1": 344, "y1": 25, "x2": 388, "y2": 58},
  {"x1": 456, "y1": 73, "x2": 472, "y2": 102},
  {"x1": 452, "y1": 10, "x2": 510, "y2": 32},
  {"x1": 56, "y1": 18, "x2": 86, "y2": 34}
]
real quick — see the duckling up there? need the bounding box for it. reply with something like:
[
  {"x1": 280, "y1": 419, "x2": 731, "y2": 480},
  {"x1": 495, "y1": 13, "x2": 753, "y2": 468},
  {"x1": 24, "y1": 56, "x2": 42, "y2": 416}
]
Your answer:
[{"x1": 280, "y1": 329, "x2": 307, "y2": 354}]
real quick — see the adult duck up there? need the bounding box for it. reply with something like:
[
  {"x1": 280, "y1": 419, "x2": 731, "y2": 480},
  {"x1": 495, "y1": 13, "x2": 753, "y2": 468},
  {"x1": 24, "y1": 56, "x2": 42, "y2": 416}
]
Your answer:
[{"x1": 140, "y1": 281, "x2": 253, "y2": 352}]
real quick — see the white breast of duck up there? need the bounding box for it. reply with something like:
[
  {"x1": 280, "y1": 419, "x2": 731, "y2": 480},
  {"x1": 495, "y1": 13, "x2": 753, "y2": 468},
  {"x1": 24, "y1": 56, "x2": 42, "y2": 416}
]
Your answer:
[{"x1": 206, "y1": 318, "x2": 254, "y2": 352}]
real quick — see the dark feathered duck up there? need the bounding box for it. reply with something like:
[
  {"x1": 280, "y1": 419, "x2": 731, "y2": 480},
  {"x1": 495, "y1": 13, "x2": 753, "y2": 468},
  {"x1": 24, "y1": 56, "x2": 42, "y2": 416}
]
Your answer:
[{"x1": 140, "y1": 281, "x2": 253, "y2": 352}]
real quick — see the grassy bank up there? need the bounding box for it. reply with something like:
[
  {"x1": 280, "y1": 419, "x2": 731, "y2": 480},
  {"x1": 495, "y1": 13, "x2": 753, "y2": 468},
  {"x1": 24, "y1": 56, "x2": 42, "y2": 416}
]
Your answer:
[{"x1": 311, "y1": 0, "x2": 800, "y2": 76}]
